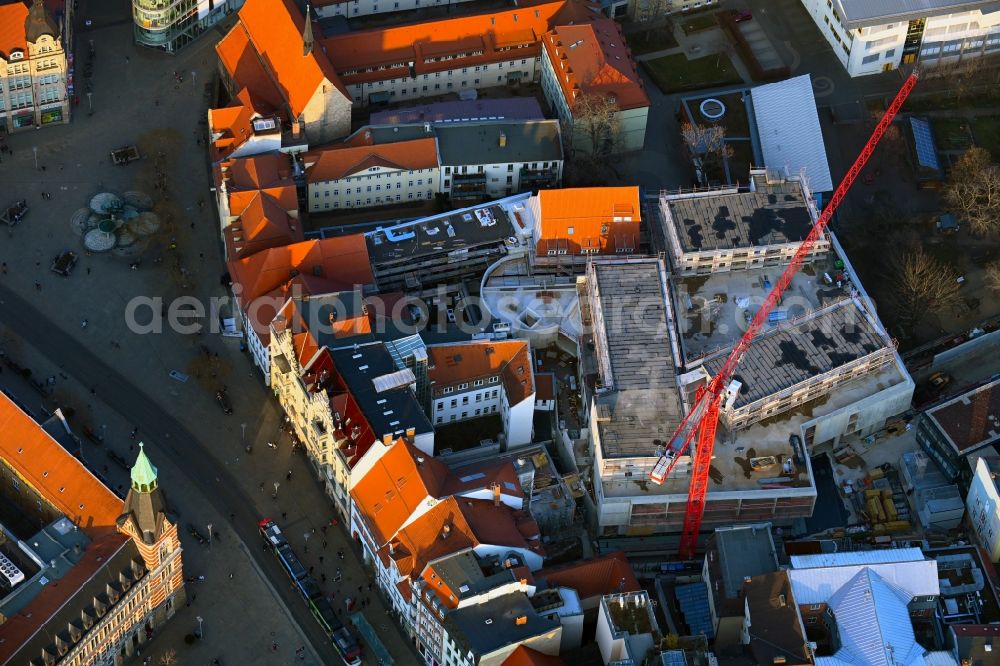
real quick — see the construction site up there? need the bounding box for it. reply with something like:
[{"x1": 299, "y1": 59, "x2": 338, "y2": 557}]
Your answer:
[{"x1": 577, "y1": 176, "x2": 913, "y2": 537}]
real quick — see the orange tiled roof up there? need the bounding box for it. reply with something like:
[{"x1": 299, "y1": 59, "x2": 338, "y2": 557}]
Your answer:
[
  {"x1": 542, "y1": 19, "x2": 649, "y2": 112},
  {"x1": 224, "y1": 188, "x2": 303, "y2": 260},
  {"x1": 427, "y1": 341, "x2": 534, "y2": 405},
  {"x1": 503, "y1": 645, "x2": 566, "y2": 666},
  {"x1": 351, "y1": 438, "x2": 450, "y2": 546},
  {"x1": 535, "y1": 186, "x2": 640, "y2": 256},
  {"x1": 227, "y1": 235, "x2": 373, "y2": 311},
  {"x1": 305, "y1": 137, "x2": 439, "y2": 183},
  {"x1": 445, "y1": 457, "x2": 522, "y2": 498},
  {"x1": 321, "y1": 0, "x2": 597, "y2": 86},
  {"x1": 215, "y1": 21, "x2": 286, "y2": 116},
  {"x1": 208, "y1": 102, "x2": 255, "y2": 163},
  {"x1": 537, "y1": 550, "x2": 640, "y2": 601},
  {"x1": 218, "y1": 0, "x2": 348, "y2": 119},
  {"x1": 0, "y1": 394, "x2": 131, "y2": 662},
  {"x1": 381, "y1": 496, "x2": 539, "y2": 579},
  {"x1": 0, "y1": 2, "x2": 28, "y2": 57},
  {"x1": 223, "y1": 152, "x2": 294, "y2": 192}
]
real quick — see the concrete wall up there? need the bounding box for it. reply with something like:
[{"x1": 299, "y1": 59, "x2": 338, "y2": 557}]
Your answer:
[
  {"x1": 506, "y1": 394, "x2": 535, "y2": 449},
  {"x1": 302, "y1": 84, "x2": 352, "y2": 144},
  {"x1": 966, "y1": 457, "x2": 1000, "y2": 562}
]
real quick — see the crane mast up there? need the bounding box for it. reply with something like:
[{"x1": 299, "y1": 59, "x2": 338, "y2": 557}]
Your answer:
[{"x1": 647, "y1": 69, "x2": 921, "y2": 560}]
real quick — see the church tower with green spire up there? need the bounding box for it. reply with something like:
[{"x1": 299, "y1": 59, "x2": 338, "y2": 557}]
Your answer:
[{"x1": 117, "y1": 443, "x2": 186, "y2": 619}]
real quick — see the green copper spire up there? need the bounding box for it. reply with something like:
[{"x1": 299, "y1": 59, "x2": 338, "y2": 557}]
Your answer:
[{"x1": 130, "y1": 442, "x2": 158, "y2": 492}]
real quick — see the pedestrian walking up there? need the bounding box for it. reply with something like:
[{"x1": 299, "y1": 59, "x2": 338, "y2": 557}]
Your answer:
[
  {"x1": 322, "y1": 540, "x2": 328, "y2": 549},
  {"x1": 319, "y1": 555, "x2": 324, "y2": 564},
  {"x1": 86, "y1": 267, "x2": 91, "y2": 274},
  {"x1": 34, "y1": 280, "x2": 42, "y2": 290},
  {"x1": 1, "y1": 263, "x2": 6, "y2": 275},
  {"x1": 259, "y1": 482, "x2": 265, "y2": 492},
  {"x1": 281, "y1": 512, "x2": 287, "y2": 520},
  {"x1": 368, "y1": 582, "x2": 373, "y2": 592},
  {"x1": 229, "y1": 572, "x2": 234, "y2": 579},
  {"x1": 309, "y1": 566, "x2": 315, "y2": 574},
  {"x1": 286, "y1": 470, "x2": 292, "y2": 481},
  {"x1": 321, "y1": 573, "x2": 327, "y2": 583}
]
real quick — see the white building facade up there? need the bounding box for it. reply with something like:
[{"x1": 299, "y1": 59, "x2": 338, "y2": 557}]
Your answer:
[
  {"x1": 308, "y1": 163, "x2": 440, "y2": 211},
  {"x1": 966, "y1": 457, "x2": 1000, "y2": 562},
  {"x1": 314, "y1": 0, "x2": 477, "y2": 19},
  {"x1": 800, "y1": 0, "x2": 1000, "y2": 77}
]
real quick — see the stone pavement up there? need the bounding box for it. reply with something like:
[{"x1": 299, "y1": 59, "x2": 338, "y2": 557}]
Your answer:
[{"x1": 1, "y1": 13, "x2": 417, "y2": 666}]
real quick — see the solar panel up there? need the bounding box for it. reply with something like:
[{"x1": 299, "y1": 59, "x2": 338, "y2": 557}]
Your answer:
[
  {"x1": 675, "y1": 582, "x2": 715, "y2": 639},
  {"x1": 910, "y1": 117, "x2": 941, "y2": 171}
]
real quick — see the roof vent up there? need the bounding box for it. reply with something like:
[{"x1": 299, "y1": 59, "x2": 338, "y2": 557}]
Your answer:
[
  {"x1": 778, "y1": 594, "x2": 786, "y2": 607},
  {"x1": 440, "y1": 524, "x2": 451, "y2": 540},
  {"x1": 416, "y1": 455, "x2": 425, "y2": 465},
  {"x1": 515, "y1": 615, "x2": 527, "y2": 625}
]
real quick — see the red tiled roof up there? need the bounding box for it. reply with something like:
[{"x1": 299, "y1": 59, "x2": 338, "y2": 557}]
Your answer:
[
  {"x1": 351, "y1": 438, "x2": 450, "y2": 546},
  {"x1": 321, "y1": 0, "x2": 597, "y2": 86},
  {"x1": 503, "y1": 645, "x2": 566, "y2": 666},
  {"x1": 218, "y1": 0, "x2": 348, "y2": 118},
  {"x1": 228, "y1": 235, "x2": 373, "y2": 312},
  {"x1": 304, "y1": 137, "x2": 439, "y2": 183},
  {"x1": 535, "y1": 186, "x2": 640, "y2": 256},
  {"x1": 534, "y1": 373, "x2": 555, "y2": 402},
  {"x1": 0, "y1": 394, "x2": 130, "y2": 662},
  {"x1": 0, "y1": 2, "x2": 28, "y2": 57},
  {"x1": 542, "y1": 19, "x2": 649, "y2": 112},
  {"x1": 427, "y1": 341, "x2": 534, "y2": 405},
  {"x1": 537, "y1": 550, "x2": 640, "y2": 601}
]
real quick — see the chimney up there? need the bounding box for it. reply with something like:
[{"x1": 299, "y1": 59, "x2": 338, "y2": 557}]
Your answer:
[
  {"x1": 499, "y1": 131, "x2": 507, "y2": 148},
  {"x1": 778, "y1": 594, "x2": 786, "y2": 607},
  {"x1": 389, "y1": 542, "x2": 395, "y2": 555},
  {"x1": 416, "y1": 455, "x2": 425, "y2": 465},
  {"x1": 406, "y1": 427, "x2": 416, "y2": 441},
  {"x1": 302, "y1": 5, "x2": 314, "y2": 57},
  {"x1": 383, "y1": 433, "x2": 392, "y2": 445},
  {"x1": 492, "y1": 482, "x2": 501, "y2": 507},
  {"x1": 440, "y1": 524, "x2": 451, "y2": 539},
  {"x1": 328, "y1": 310, "x2": 337, "y2": 325},
  {"x1": 515, "y1": 615, "x2": 527, "y2": 626},
  {"x1": 292, "y1": 120, "x2": 301, "y2": 137}
]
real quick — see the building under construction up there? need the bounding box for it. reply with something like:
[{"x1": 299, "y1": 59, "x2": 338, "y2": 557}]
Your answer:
[{"x1": 578, "y1": 181, "x2": 913, "y2": 535}]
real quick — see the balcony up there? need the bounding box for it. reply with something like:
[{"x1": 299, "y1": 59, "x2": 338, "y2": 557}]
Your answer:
[{"x1": 519, "y1": 167, "x2": 559, "y2": 186}]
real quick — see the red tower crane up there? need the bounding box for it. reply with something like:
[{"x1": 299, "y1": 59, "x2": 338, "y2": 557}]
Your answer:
[{"x1": 649, "y1": 69, "x2": 921, "y2": 560}]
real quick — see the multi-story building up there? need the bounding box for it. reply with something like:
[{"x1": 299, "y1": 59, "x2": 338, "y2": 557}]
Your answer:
[
  {"x1": 0, "y1": 395, "x2": 185, "y2": 664},
  {"x1": 539, "y1": 17, "x2": 650, "y2": 153},
  {"x1": 427, "y1": 341, "x2": 536, "y2": 448},
  {"x1": 320, "y1": 1, "x2": 600, "y2": 107},
  {"x1": 530, "y1": 186, "x2": 641, "y2": 269},
  {"x1": 214, "y1": 154, "x2": 303, "y2": 260},
  {"x1": 916, "y1": 377, "x2": 1000, "y2": 486},
  {"x1": 216, "y1": 0, "x2": 352, "y2": 145},
  {"x1": 628, "y1": 0, "x2": 719, "y2": 23},
  {"x1": 303, "y1": 130, "x2": 441, "y2": 212},
  {"x1": 659, "y1": 169, "x2": 829, "y2": 276},
  {"x1": 702, "y1": 524, "x2": 778, "y2": 636},
  {"x1": 799, "y1": 0, "x2": 1000, "y2": 77},
  {"x1": 0, "y1": 0, "x2": 70, "y2": 132},
  {"x1": 442, "y1": 590, "x2": 562, "y2": 666},
  {"x1": 133, "y1": 0, "x2": 240, "y2": 53},
  {"x1": 208, "y1": 90, "x2": 309, "y2": 164},
  {"x1": 595, "y1": 591, "x2": 660, "y2": 665},
  {"x1": 965, "y1": 456, "x2": 1000, "y2": 562},
  {"x1": 364, "y1": 193, "x2": 533, "y2": 294},
  {"x1": 740, "y1": 571, "x2": 812, "y2": 665},
  {"x1": 227, "y1": 235, "x2": 375, "y2": 381},
  {"x1": 313, "y1": 0, "x2": 477, "y2": 19}
]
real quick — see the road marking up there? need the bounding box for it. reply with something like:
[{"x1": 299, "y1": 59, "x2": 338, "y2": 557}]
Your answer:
[{"x1": 785, "y1": 40, "x2": 801, "y2": 72}]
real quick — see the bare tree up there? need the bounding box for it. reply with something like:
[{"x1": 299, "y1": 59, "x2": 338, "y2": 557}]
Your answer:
[
  {"x1": 986, "y1": 261, "x2": 1000, "y2": 293},
  {"x1": 680, "y1": 122, "x2": 733, "y2": 185},
  {"x1": 158, "y1": 649, "x2": 178, "y2": 666},
  {"x1": 883, "y1": 240, "x2": 963, "y2": 329},
  {"x1": 569, "y1": 92, "x2": 624, "y2": 162},
  {"x1": 943, "y1": 146, "x2": 1000, "y2": 236}
]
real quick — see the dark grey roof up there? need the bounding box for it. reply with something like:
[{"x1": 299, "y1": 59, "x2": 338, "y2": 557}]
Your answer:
[
  {"x1": 834, "y1": 0, "x2": 998, "y2": 28},
  {"x1": 25, "y1": 0, "x2": 59, "y2": 44},
  {"x1": 435, "y1": 120, "x2": 563, "y2": 167},
  {"x1": 703, "y1": 299, "x2": 886, "y2": 409},
  {"x1": 443, "y1": 591, "x2": 560, "y2": 658},
  {"x1": 118, "y1": 481, "x2": 169, "y2": 545},
  {"x1": 667, "y1": 176, "x2": 813, "y2": 252},
  {"x1": 743, "y1": 572, "x2": 811, "y2": 665},
  {"x1": 708, "y1": 525, "x2": 778, "y2": 605},
  {"x1": 370, "y1": 98, "x2": 545, "y2": 126},
  {"x1": 12, "y1": 540, "x2": 147, "y2": 666},
  {"x1": 329, "y1": 343, "x2": 433, "y2": 439}
]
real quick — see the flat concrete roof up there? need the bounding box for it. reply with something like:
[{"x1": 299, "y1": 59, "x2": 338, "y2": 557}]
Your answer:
[
  {"x1": 435, "y1": 120, "x2": 562, "y2": 166},
  {"x1": 674, "y1": 258, "x2": 850, "y2": 361},
  {"x1": 365, "y1": 197, "x2": 522, "y2": 266},
  {"x1": 666, "y1": 175, "x2": 813, "y2": 253},
  {"x1": 591, "y1": 259, "x2": 684, "y2": 459},
  {"x1": 926, "y1": 378, "x2": 1000, "y2": 454},
  {"x1": 835, "y1": 0, "x2": 996, "y2": 28},
  {"x1": 703, "y1": 298, "x2": 887, "y2": 409}
]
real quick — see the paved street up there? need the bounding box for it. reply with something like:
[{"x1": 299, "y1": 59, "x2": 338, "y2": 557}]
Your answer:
[{"x1": 0, "y1": 8, "x2": 414, "y2": 666}]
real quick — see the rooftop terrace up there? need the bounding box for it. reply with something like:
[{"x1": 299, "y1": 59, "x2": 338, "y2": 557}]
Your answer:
[
  {"x1": 365, "y1": 196, "x2": 526, "y2": 266},
  {"x1": 665, "y1": 174, "x2": 815, "y2": 253}
]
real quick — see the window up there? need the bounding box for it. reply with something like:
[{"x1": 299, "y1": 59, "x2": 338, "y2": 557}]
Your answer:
[
  {"x1": 437, "y1": 402, "x2": 443, "y2": 411},
  {"x1": 566, "y1": 226, "x2": 574, "y2": 235},
  {"x1": 458, "y1": 383, "x2": 468, "y2": 390},
  {"x1": 862, "y1": 54, "x2": 880, "y2": 64},
  {"x1": 462, "y1": 396, "x2": 469, "y2": 405},
  {"x1": 474, "y1": 379, "x2": 484, "y2": 386},
  {"x1": 450, "y1": 399, "x2": 457, "y2": 408},
  {"x1": 490, "y1": 376, "x2": 498, "y2": 383}
]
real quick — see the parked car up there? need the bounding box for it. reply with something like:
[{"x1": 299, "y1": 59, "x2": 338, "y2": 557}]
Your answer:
[
  {"x1": 734, "y1": 9, "x2": 753, "y2": 22},
  {"x1": 50, "y1": 251, "x2": 78, "y2": 276},
  {"x1": 215, "y1": 389, "x2": 233, "y2": 415}
]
